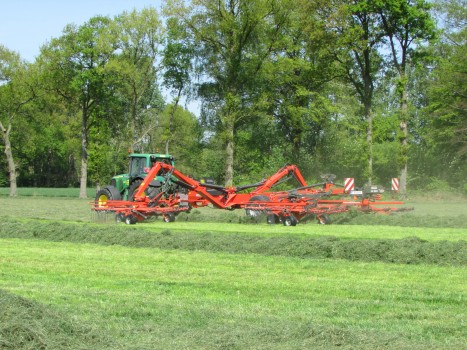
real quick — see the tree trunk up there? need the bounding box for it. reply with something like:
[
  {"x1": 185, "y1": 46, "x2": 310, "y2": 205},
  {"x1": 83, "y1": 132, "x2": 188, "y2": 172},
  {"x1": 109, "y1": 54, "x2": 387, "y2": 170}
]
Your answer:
[
  {"x1": 364, "y1": 101, "x2": 373, "y2": 185},
  {"x1": 79, "y1": 109, "x2": 88, "y2": 199},
  {"x1": 399, "y1": 83, "x2": 409, "y2": 194},
  {"x1": 165, "y1": 91, "x2": 181, "y2": 154},
  {"x1": 224, "y1": 120, "x2": 234, "y2": 187},
  {"x1": 0, "y1": 121, "x2": 17, "y2": 197}
]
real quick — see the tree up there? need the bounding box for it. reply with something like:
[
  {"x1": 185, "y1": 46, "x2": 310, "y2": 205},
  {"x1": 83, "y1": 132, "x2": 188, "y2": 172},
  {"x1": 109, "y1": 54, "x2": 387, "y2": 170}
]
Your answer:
[
  {"x1": 260, "y1": 0, "x2": 336, "y2": 164},
  {"x1": 0, "y1": 45, "x2": 37, "y2": 196},
  {"x1": 164, "y1": 0, "x2": 291, "y2": 186},
  {"x1": 149, "y1": 104, "x2": 202, "y2": 174},
  {"x1": 162, "y1": 16, "x2": 194, "y2": 154},
  {"x1": 110, "y1": 7, "x2": 164, "y2": 152},
  {"x1": 40, "y1": 16, "x2": 117, "y2": 198},
  {"x1": 375, "y1": 0, "x2": 436, "y2": 192},
  {"x1": 422, "y1": 0, "x2": 466, "y2": 188},
  {"x1": 324, "y1": 0, "x2": 386, "y2": 184}
]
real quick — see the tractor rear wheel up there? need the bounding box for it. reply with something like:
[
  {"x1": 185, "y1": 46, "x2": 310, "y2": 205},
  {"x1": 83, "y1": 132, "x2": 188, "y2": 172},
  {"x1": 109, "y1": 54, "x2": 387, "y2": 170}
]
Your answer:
[{"x1": 128, "y1": 179, "x2": 160, "y2": 202}]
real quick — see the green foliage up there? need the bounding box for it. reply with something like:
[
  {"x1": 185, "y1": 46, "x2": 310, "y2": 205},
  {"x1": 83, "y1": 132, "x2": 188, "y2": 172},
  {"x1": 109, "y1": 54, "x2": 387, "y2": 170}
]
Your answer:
[
  {"x1": 425, "y1": 177, "x2": 454, "y2": 192},
  {"x1": 0, "y1": 2, "x2": 464, "y2": 196}
]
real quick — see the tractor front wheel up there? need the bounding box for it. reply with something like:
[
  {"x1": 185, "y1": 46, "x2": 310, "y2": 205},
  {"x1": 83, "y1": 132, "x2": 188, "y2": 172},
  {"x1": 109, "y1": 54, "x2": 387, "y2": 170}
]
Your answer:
[{"x1": 95, "y1": 186, "x2": 121, "y2": 208}]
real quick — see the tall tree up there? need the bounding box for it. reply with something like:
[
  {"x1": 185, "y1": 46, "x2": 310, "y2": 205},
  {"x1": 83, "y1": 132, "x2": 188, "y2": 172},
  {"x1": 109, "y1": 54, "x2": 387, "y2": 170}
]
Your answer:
[
  {"x1": 164, "y1": 0, "x2": 291, "y2": 186},
  {"x1": 423, "y1": 0, "x2": 466, "y2": 187},
  {"x1": 110, "y1": 7, "x2": 164, "y2": 152},
  {"x1": 162, "y1": 16, "x2": 194, "y2": 154},
  {"x1": 40, "y1": 16, "x2": 116, "y2": 198},
  {"x1": 0, "y1": 45, "x2": 37, "y2": 196},
  {"x1": 375, "y1": 0, "x2": 436, "y2": 192},
  {"x1": 262, "y1": 0, "x2": 336, "y2": 163},
  {"x1": 325, "y1": 0, "x2": 385, "y2": 184}
]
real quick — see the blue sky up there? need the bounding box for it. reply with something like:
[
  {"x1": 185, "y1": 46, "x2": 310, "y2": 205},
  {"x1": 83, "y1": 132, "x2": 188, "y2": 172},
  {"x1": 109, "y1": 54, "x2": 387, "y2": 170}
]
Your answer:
[{"x1": 1, "y1": 0, "x2": 162, "y2": 62}]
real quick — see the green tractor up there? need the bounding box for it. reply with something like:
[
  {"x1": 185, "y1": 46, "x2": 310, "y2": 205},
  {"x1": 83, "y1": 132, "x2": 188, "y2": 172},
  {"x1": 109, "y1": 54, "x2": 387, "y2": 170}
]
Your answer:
[{"x1": 95, "y1": 153, "x2": 175, "y2": 206}]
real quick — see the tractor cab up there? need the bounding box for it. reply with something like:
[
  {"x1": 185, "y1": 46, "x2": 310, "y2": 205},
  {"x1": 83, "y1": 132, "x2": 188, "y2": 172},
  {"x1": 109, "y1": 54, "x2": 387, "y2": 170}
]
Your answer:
[{"x1": 128, "y1": 154, "x2": 174, "y2": 178}]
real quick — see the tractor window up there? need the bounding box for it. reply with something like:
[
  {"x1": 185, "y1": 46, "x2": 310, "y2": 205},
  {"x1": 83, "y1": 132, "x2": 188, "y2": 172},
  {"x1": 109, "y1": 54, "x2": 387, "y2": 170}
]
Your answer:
[
  {"x1": 129, "y1": 157, "x2": 146, "y2": 177},
  {"x1": 150, "y1": 157, "x2": 173, "y2": 166},
  {"x1": 154, "y1": 158, "x2": 168, "y2": 164}
]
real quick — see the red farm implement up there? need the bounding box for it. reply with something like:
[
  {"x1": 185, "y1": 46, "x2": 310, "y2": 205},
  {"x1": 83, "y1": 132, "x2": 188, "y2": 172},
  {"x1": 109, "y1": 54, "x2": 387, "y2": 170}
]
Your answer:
[{"x1": 92, "y1": 162, "x2": 412, "y2": 225}]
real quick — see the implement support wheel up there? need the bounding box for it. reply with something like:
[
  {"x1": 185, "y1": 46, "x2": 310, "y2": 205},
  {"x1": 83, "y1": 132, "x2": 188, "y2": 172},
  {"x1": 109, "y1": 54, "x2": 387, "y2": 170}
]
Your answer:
[
  {"x1": 283, "y1": 215, "x2": 298, "y2": 226},
  {"x1": 163, "y1": 213, "x2": 175, "y2": 223},
  {"x1": 317, "y1": 214, "x2": 331, "y2": 225}
]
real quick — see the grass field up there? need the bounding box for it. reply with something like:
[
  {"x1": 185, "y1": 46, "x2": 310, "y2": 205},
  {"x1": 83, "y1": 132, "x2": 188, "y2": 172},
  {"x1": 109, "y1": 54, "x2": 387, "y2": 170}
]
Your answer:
[{"x1": 0, "y1": 189, "x2": 466, "y2": 349}]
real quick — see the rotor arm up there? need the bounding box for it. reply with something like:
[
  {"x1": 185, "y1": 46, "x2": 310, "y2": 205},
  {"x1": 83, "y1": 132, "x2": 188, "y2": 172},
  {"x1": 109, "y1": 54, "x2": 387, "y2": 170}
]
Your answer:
[{"x1": 251, "y1": 164, "x2": 308, "y2": 195}]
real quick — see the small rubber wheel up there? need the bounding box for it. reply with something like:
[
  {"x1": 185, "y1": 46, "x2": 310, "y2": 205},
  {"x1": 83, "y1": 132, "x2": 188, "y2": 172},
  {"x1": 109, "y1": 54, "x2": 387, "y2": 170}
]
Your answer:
[
  {"x1": 163, "y1": 213, "x2": 175, "y2": 223},
  {"x1": 124, "y1": 215, "x2": 137, "y2": 225},
  {"x1": 283, "y1": 216, "x2": 298, "y2": 226},
  {"x1": 245, "y1": 195, "x2": 270, "y2": 217},
  {"x1": 267, "y1": 214, "x2": 278, "y2": 225},
  {"x1": 115, "y1": 213, "x2": 124, "y2": 224},
  {"x1": 317, "y1": 214, "x2": 331, "y2": 225}
]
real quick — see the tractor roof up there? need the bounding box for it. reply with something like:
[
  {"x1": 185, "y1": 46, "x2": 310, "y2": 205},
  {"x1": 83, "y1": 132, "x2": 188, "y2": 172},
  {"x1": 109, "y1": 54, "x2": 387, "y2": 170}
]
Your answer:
[{"x1": 129, "y1": 153, "x2": 172, "y2": 158}]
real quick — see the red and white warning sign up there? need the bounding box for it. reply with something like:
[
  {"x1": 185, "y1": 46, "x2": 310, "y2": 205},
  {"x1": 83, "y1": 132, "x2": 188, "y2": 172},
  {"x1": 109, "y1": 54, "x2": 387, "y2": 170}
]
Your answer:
[
  {"x1": 344, "y1": 178, "x2": 355, "y2": 193},
  {"x1": 392, "y1": 178, "x2": 399, "y2": 192}
]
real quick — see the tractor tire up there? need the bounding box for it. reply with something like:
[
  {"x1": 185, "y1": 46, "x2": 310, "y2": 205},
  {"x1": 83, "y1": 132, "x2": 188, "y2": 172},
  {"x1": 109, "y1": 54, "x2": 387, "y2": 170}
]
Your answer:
[
  {"x1": 95, "y1": 186, "x2": 122, "y2": 208},
  {"x1": 283, "y1": 215, "x2": 298, "y2": 226},
  {"x1": 128, "y1": 179, "x2": 160, "y2": 202}
]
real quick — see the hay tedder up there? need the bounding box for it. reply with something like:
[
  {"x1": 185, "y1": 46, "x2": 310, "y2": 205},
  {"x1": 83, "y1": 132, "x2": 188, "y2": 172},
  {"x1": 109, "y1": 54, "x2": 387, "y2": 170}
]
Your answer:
[{"x1": 92, "y1": 160, "x2": 412, "y2": 225}]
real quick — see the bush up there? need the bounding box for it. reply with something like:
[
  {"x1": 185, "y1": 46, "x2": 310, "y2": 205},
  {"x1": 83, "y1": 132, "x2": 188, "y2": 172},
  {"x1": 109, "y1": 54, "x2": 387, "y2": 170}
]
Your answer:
[{"x1": 426, "y1": 177, "x2": 453, "y2": 192}]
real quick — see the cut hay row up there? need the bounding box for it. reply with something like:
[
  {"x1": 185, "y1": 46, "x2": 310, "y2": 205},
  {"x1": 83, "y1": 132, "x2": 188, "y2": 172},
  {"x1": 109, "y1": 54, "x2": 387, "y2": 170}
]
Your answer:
[{"x1": 1, "y1": 218, "x2": 465, "y2": 266}]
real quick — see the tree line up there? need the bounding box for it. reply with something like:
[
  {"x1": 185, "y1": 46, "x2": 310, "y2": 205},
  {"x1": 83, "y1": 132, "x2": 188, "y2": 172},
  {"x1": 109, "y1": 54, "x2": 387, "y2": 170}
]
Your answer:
[{"x1": 0, "y1": 0, "x2": 465, "y2": 197}]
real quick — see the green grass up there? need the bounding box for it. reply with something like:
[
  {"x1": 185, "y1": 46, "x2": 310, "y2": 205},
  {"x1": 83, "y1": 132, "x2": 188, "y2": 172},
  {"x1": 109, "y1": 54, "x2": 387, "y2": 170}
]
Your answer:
[
  {"x1": 1, "y1": 238, "x2": 466, "y2": 349},
  {"x1": 1, "y1": 217, "x2": 466, "y2": 266},
  {"x1": 0, "y1": 289, "x2": 114, "y2": 349},
  {"x1": 1, "y1": 193, "x2": 467, "y2": 229},
  {"x1": 0, "y1": 187, "x2": 97, "y2": 198},
  {"x1": 1, "y1": 192, "x2": 466, "y2": 348}
]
